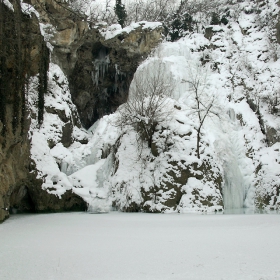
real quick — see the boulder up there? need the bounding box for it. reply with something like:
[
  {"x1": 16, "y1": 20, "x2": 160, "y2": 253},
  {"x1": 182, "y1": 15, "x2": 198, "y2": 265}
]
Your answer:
[{"x1": 266, "y1": 126, "x2": 280, "y2": 147}]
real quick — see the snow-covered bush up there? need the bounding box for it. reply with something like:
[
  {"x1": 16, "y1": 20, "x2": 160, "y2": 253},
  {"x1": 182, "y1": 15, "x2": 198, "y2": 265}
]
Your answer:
[{"x1": 115, "y1": 62, "x2": 174, "y2": 149}]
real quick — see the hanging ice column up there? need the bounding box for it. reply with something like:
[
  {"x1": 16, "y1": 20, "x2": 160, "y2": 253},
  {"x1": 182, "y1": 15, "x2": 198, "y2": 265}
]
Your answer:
[
  {"x1": 223, "y1": 158, "x2": 245, "y2": 209},
  {"x1": 222, "y1": 109, "x2": 246, "y2": 209},
  {"x1": 92, "y1": 47, "x2": 110, "y2": 86}
]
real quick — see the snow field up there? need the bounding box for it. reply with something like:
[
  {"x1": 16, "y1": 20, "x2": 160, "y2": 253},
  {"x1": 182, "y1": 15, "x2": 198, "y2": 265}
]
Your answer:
[{"x1": 0, "y1": 212, "x2": 280, "y2": 280}]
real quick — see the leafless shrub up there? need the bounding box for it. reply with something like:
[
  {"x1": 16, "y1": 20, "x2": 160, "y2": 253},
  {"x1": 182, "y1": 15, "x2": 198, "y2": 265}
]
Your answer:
[
  {"x1": 115, "y1": 62, "x2": 174, "y2": 149},
  {"x1": 267, "y1": 89, "x2": 280, "y2": 115},
  {"x1": 179, "y1": 0, "x2": 221, "y2": 16},
  {"x1": 67, "y1": 0, "x2": 117, "y2": 25},
  {"x1": 88, "y1": 0, "x2": 117, "y2": 25}
]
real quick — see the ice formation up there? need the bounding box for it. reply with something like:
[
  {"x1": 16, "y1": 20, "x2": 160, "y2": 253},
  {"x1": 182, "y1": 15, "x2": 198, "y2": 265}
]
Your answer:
[{"x1": 92, "y1": 47, "x2": 110, "y2": 86}]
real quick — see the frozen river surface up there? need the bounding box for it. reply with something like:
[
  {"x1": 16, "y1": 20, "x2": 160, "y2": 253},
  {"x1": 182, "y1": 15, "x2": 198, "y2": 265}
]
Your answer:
[{"x1": 0, "y1": 212, "x2": 280, "y2": 280}]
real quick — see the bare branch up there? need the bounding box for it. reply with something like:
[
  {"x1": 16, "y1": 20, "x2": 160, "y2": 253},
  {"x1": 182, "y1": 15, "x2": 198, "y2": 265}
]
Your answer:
[
  {"x1": 114, "y1": 62, "x2": 174, "y2": 150},
  {"x1": 186, "y1": 62, "x2": 220, "y2": 158}
]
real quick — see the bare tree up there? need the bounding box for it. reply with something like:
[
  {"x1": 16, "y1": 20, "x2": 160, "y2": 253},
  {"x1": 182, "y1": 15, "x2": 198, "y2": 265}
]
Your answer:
[
  {"x1": 86, "y1": 0, "x2": 117, "y2": 25},
  {"x1": 115, "y1": 62, "x2": 174, "y2": 149},
  {"x1": 126, "y1": 0, "x2": 177, "y2": 24},
  {"x1": 185, "y1": 63, "x2": 220, "y2": 159},
  {"x1": 177, "y1": 0, "x2": 223, "y2": 32},
  {"x1": 179, "y1": 0, "x2": 221, "y2": 16}
]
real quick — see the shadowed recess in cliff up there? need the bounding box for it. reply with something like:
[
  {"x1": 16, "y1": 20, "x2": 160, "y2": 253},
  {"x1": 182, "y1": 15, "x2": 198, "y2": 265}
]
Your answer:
[{"x1": 69, "y1": 42, "x2": 134, "y2": 128}]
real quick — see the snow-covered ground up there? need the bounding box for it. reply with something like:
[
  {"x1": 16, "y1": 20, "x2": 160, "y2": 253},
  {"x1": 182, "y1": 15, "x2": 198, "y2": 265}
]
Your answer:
[{"x1": 1, "y1": 212, "x2": 280, "y2": 280}]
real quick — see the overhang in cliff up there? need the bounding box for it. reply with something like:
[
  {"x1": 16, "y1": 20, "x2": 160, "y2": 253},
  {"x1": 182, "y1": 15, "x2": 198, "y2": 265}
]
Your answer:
[{"x1": 69, "y1": 21, "x2": 164, "y2": 128}]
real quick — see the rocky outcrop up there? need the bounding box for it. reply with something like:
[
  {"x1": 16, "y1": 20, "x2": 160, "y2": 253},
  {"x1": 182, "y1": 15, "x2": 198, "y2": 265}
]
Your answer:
[
  {"x1": 0, "y1": 0, "x2": 46, "y2": 222},
  {"x1": 110, "y1": 121, "x2": 224, "y2": 214},
  {"x1": 70, "y1": 22, "x2": 163, "y2": 128},
  {"x1": 0, "y1": 0, "x2": 88, "y2": 222},
  {"x1": 29, "y1": 0, "x2": 163, "y2": 128},
  {"x1": 30, "y1": 0, "x2": 91, "y2": 76},
  {"x1": 266, "y1": 126, "x2": 280, "y2": 147},
  {"x1": 27, "y1": 186, "x2": 87, "y2": 213},
  {"x1": 141, "y1": 158, "x2": 223, "y2": 213}
]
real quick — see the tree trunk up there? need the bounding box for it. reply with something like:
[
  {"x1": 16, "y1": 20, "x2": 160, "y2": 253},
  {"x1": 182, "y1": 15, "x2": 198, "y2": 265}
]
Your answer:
[{"x1": 196, "y1": 128, "x2": 200, "y2": 159}]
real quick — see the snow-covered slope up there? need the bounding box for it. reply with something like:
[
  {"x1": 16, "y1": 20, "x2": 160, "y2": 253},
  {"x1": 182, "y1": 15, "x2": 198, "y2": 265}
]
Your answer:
[{"x1": 28, "y1": 0, "x2": 280, "y2": 213}]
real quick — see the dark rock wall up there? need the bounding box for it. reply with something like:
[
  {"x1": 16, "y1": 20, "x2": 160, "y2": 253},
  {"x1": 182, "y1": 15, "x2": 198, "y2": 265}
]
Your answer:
[
  {"x1": 69, "y1": 23, "x2": 163, "y2": 128},
  {"x1": 0, "y1": 0, "x2": 87, "y2": 222},
  {"x1": 0, "y1": 0, "x2": 45, "y2": 222},
  {"x1": 70, "y1": 42, "x2": 134, "y2": 128}
]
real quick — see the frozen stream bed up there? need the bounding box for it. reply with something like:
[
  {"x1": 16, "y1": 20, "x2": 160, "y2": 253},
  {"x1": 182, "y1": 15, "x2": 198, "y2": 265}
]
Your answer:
[{"x1": 1, "y1": 212, "x2": 280, "y2": 280}]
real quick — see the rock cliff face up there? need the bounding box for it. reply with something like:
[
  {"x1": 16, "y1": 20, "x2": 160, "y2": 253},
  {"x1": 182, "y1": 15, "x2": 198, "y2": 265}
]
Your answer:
[
  {"x1": 0, "y1": 0, "x2": 44, "y2": 222},
  {"x1": 30, "y1": 0, "x2": 163, "y2": 128},
  {"x1": 0, "y1": 0, "x2": 87, "y2": 223},
  {"x1": 70, "y1": 22, "x2": 163, "y2": 128}
]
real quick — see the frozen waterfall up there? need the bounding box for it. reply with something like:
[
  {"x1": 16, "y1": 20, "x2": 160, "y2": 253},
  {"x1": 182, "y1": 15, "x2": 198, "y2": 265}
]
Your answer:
[
  {"x1": 222, "y1": 109, "x2": 246, "y2": 209},
  {"x1": 223, "y1": 159, "x2": 245, "y2": 209}
]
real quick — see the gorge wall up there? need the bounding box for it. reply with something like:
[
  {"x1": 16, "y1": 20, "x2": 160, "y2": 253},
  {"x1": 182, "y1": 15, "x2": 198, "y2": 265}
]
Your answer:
[
  {"x1": 0, "y1": 0, "x2": 44, "y2": 221},
  {"x1": 30, "y1": 0, "x2": 163, "y2": 128},
  {"x1": 0, "y1": 0, "x2": 89, "y2": 222}
]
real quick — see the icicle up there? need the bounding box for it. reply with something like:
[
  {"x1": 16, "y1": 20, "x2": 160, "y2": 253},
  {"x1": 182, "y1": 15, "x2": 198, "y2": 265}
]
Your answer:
[
  {"x1": 99, "y1": 88, "x2": 109, "y2": 101},
  {"x1": 114, "y1": 63, "x2": 126, "y2": 84},
  {"x1": 113, "y1": 84, "x2": 118, "y2": 92},
  {"x1": 228, "y1": 108, "x2": 235, "y2": 121},
  {"x1": 92, "y1": 47, "x2": 110, "y2": 86}
]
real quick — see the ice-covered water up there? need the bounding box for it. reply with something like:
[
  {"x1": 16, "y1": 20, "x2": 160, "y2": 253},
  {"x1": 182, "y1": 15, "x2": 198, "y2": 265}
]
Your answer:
[
  {"x1": 222, "y1": 208, "x2": 279, "y2": 214},
  {"x1": 1, "y1": 212, "x2": 280, "y2": 280}
]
